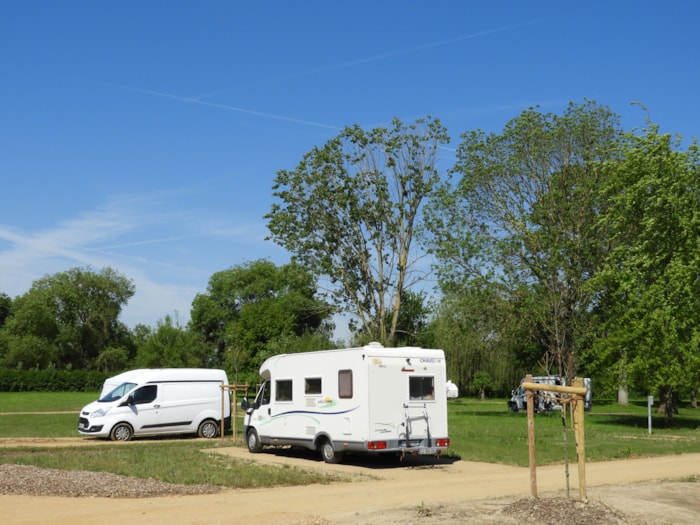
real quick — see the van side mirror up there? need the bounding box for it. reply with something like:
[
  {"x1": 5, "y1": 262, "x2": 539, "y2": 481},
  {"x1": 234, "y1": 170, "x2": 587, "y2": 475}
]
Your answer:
[
  {"x1": 241, "y1": 397, "x2": 249, "y2": 410},
  {"x1": 120, "y1": 394, "x2": 134, "y2": 408}
]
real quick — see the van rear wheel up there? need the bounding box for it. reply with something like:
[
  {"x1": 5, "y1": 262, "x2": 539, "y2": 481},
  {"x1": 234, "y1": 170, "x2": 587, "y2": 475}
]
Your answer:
[
  {"x1": 110, "y1": 422, "x2": 133, "y2": 441},
  {"x1": 198, "y1": 419, "x2": 219, "y2": 438},
  {"x1": 247, "y1": 428, "x2": 262, "y2": 453}
]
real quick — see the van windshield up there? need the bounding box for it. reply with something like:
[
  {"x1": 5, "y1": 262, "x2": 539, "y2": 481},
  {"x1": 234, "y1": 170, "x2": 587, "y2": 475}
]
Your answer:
[{"x1": 99, "y1": 382, "x2": 137, "y2": 402}]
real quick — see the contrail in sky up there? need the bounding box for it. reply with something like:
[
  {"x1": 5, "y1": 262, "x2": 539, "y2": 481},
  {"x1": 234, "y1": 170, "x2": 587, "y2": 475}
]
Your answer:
[
  {"x1": 111, "y1": 85, "x2": 343, "y2": 130},
  {"x1": 112, "y1": 21, "x2": 539, "y2": 129}
]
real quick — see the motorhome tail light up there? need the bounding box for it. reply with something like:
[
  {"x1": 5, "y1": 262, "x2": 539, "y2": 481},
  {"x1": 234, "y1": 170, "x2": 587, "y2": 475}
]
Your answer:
[
  {"x1": 367, "y1": 441, "x2": 388, "y2": 450},
  {"x1": 436, "y1": 438, "x2": 450, "y2": 447}
]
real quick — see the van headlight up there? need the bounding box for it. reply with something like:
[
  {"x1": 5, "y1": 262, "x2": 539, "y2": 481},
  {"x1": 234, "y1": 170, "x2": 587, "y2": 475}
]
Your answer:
[{"x1": 90, "y1": 408, "x2": 110, "y2": 418}]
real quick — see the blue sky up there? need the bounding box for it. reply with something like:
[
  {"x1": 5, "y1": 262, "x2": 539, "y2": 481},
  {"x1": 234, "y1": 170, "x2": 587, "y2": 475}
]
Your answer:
[{"x1": 1, "y1": 1, "x2": 698, "y2": 330}]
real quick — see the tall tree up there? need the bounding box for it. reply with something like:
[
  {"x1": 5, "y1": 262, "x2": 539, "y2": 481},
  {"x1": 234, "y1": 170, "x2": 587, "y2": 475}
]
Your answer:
[
  {"x1": 190, "y1": 259, "x2": 333, "y2": 382},
  {"x1": 428, "y1": 281, "x2": 525, "y2": 396},
  {"x1": 266, "y1": 116, "x2": 449, "y2": 344},
  {"x1": 0, "y1": 292, "x2": 12, "y2": 328},
  {"x1": 426, "y1": 101, "x2": 622, "y2": 381},
  {"x1": 592, "y1": 123, "x2": 700, "y2": 422},
  {"x1": 135, "y1": 314, "x2": 208, "y2": 368},
  {"x1": 2, "y1": 267, "x2": 134, "y2": 369}
]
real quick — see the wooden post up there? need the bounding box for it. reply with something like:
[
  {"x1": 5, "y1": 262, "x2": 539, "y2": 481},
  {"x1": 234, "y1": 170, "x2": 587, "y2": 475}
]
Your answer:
[
  {"x1": 520, "y1": 376, "x2": 589, "y2": 503},
  {"x1": 525, "y1": 374, "x2": 537, "y2": 498},
  {"x1": 572, "y1": 378, "x2": 587, "y2": 503},
  {"x1": 220, "y1": 383, "x2": 226, "y2": 441},
  {"x1": 233, "y1": 386, "x2": 240, "y2": 443}
]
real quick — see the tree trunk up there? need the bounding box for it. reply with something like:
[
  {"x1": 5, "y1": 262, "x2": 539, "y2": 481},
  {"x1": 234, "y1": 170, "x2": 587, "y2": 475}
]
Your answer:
[
  {"x1": 617, "y1": 386, "x2": 628, "y2": 406},
  {"x1": 691, "y1": 388, "x2": 697, "y2": 409},
  {"x1": 656, "y1": 386, "x2": 677, "y2": 424}
]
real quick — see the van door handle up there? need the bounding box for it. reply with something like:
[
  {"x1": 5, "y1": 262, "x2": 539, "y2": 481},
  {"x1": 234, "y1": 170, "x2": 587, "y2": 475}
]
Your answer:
[
  {"x1": 154, "y1": 404, "x2": 160, "y2": 408},
  {"x1": 268, "y1": 408, "x2": 271, "y2": 415}
]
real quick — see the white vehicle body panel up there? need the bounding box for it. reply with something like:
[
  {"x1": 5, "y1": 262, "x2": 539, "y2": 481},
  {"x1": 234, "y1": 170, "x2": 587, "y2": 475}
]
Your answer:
[
  {"x1": 78, "y1": 368, "x2": 230, "y2": 440},
  {"x1": 243, "y1": 343, "x2": 450, "y2": 461}
]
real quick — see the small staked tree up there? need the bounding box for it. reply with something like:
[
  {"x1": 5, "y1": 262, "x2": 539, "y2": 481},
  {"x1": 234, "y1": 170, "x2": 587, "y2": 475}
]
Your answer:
[{"x1": 266, "y1": 116, "x2": 449, "y2": 344}]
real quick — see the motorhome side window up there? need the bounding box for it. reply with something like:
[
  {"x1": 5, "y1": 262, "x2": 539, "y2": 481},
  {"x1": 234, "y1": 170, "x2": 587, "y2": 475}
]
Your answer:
[
  {"x1": 131, "y1": 385, "x2": 157, "y2": 405},
  {"x1": 409, "y1": 376, "x2": 435, "y2": 400},
  {"x1": 275, "y1": 379, "x2": 293, "y2": 402},
  {"x1": 338, "y1": 369, "x2": 353, "y2": 399},
  {"x1": 305, "y1": 377, "x2": 322, "y2": 395}
]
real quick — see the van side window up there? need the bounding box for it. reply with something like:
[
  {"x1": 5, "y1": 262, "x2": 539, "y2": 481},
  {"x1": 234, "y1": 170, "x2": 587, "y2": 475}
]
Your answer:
[
  {"x1": 131, "y1": 385, "x2": 157, "y2": 405},
  {"x1": 305, "y1": 377, "x2": 322, "y2": 395},
  {"x1": 338, "y1": 370, "x2": 353, "y2": 399},
  {"x1": 275, "y1": 379, "x2": 293, "y2": 402},
  {"x1": 409, "y1": 376, "x2": 435, "y2": 400}
]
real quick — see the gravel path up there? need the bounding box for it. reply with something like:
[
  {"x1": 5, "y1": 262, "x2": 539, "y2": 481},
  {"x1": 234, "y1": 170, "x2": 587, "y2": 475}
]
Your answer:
[{"x1": 0, "y1": 464, "x2": 223, "y2": 498}]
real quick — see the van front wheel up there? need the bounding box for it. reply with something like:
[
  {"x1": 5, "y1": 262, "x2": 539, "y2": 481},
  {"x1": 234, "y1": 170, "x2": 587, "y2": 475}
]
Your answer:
[
  {"x1": 198, "y1": 419, "x2": 219, "y2": 438},
  {"x1": 110, "y1": 422, "x2": 133, "y2": 441},
  {"x1": 247, "y1": 428, "x2": 262, "y2": 453}
]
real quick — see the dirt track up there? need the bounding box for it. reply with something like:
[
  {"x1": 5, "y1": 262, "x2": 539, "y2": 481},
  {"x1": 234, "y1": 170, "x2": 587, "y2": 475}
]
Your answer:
[{"x1": 1, "y1": 440, "x2": 699, "y2": 524}]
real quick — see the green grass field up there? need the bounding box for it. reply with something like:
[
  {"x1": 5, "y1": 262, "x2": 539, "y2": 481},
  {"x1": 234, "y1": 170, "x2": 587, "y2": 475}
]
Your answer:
[
  {"x1": 1, "y1": 392, "x2": 698, "y2": 488},
  {"x1": 447, "y1": 398, "x2": 700, "y2": 466}
]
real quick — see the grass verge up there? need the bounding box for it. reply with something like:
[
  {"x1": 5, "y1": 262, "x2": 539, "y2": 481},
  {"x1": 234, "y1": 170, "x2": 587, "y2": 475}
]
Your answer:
[{"x1": 0, "y1": 441, "x2": 339, "y2": 488}]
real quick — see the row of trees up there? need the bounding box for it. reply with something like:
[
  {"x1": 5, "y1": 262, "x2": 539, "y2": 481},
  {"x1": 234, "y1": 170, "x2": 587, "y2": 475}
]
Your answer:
[
  {"x1": 0, "y1": 261, "x2": 337, "y2": 386},
  {"x1": 1, "y1": 100, "x2": 698, "y2": 420}
]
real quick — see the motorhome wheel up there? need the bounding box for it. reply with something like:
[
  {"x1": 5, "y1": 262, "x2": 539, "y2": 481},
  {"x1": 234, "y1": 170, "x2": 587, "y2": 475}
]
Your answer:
[
  {"x1": 197, "y1": 419, "x2": 219, "y2": 438},
  {"x1": 247, "y1": 428, "x2": 262, "y2": 453},
  {"x1": 110, "y1": 422, "x2": 133, "y2": 441},
  {"x1": 320, "y1": 439, "x2": 344, "y2": 464}
]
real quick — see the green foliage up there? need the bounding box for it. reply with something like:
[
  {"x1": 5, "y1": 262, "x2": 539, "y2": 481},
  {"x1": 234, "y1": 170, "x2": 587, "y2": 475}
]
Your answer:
[
  {"x1": 384, "y1": 290, "x2": 432, "y2": 347},
  {"x1": 590, "y1": 123, "x2": 700, "y2": 421},
  {"x1": 0, "y1": 292, "x2": 12, "y2": 327},
  {"x1": 267, "y1": 116, "x2": 449, "y2": 344},
  {"x1": 190, "y1": 259, "x2": 333, "y2": 383},
  {"x1": 428, "y1": 284, "x2": 524, "y2": 397},
  {"x1": 1, "y1": 267, "x2": 135, "y2": 370},
  {"x1": 427, "y1": 100, "x2": 622, "y2": 382},
  {"x1": 472, "y1": 371, "x2": 493, "y2": 399},
  {"x1": 135, "y1": 315, "x2": 208, "y2": 368}
]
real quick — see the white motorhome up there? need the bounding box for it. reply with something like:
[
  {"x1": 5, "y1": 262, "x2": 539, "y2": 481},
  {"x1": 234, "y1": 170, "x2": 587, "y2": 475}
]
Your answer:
[
  {"x1": 78, "y1": 368, "x2": 230, "y2": 441},
  {"x1": 241, "y1": 343, "x2": 450, "y2": 463}
]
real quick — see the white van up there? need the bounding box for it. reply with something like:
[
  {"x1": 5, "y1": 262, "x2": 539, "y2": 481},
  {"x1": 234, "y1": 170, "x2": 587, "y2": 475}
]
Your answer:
[
  {"x1": 78, "y1": 368, "x2": 230, "y2": 441},
  {"x1": 242, "y1": 343, "x2": 450, "y2": 463}
]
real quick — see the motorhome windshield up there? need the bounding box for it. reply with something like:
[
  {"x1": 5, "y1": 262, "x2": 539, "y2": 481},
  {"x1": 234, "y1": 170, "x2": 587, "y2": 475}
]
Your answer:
[{"x1": 99, "y1": 382, "x2": 137, "y2": 402}]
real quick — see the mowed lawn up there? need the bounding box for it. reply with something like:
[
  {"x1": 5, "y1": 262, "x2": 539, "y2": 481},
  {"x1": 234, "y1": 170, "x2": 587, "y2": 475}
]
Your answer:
[{"x1": 1, "y1": 392, "x2": 699, "y2": 488}]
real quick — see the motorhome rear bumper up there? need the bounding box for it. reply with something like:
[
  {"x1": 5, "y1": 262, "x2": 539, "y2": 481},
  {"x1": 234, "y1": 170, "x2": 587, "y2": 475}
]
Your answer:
[{"x1": 367, "y1": 438, "x2": 449, "y2": 456}]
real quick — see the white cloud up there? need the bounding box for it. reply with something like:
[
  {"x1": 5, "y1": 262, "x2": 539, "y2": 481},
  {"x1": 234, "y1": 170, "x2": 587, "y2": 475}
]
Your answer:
[{"x1": 0, "y1": 191, "x2": 271, "y2": 328}]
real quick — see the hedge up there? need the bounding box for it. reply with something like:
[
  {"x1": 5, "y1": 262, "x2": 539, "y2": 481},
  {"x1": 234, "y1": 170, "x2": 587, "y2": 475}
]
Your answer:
[{"x1": 0, "y1": 368, "x2": 109, "y2": 392}]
